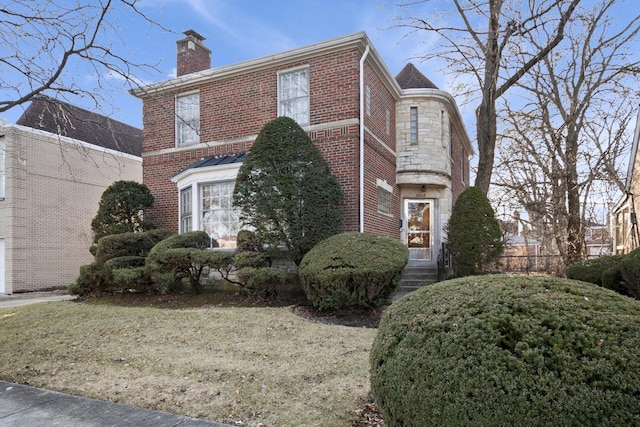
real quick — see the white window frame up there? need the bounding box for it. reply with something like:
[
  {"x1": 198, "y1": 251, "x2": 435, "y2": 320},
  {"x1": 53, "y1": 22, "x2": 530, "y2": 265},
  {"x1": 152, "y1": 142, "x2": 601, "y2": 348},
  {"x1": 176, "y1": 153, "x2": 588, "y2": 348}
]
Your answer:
[
  {"x1": 278, "y1": 66, "x2": 310, "y2": 126},
  {"x1": 176, "y1": 92, "x2": 200, "y2": 147},
  {"x1": 200, "y1": 181, "x2": 240, "y2": 248},
  {"x1": 180, "y1": 187, "x2": 192, "y2": 233},
  {"x1": 376, "y1": 178, "x2": 393, "y2": 216},
  {"x1": 172, "y1": 162, "x2": 244, "y2": 248}
]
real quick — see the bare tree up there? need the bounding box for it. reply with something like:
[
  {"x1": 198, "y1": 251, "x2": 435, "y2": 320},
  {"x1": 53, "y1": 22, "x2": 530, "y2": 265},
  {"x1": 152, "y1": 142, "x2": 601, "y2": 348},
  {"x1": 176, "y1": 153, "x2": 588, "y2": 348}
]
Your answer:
[
  {"x1": 493, "y1": 0, "x2": 640, "y2": 265},
  {"x1": 0, "y1": 0, "x2": 163, "y2": 114},
  {"x1": 393, "y1": 0, "x2": 580, "y2": 194}
]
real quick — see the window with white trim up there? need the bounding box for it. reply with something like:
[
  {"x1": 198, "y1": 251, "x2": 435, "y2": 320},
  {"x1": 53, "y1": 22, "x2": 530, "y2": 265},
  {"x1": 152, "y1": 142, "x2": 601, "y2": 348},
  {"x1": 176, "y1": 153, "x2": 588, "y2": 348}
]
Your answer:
[
  {"x1": 376, "y1": 178, "x2": 393, "y2": 215},
  {"x1": 410, "y1": 106, "x2": 418, "y2": 142},
  {"x1": 176, "y1": 92, "x2": 200, "y2": 146},
  {"x1": 201, "y1": 181, "x2": 241, "y2": 248},
  {"x1": 279, "y1": 67, "x2": 309, "y2": 125},
  {"x1": 180, "y1": 187, "x2": 192, "y2": 232}
]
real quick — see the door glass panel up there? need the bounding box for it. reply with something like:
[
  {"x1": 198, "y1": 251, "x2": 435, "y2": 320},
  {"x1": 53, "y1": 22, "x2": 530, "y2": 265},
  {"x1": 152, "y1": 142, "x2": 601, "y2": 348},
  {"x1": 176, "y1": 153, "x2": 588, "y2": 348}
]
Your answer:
[{"x1": 405, "y1": 200, "x2": 432, "y2": 260}]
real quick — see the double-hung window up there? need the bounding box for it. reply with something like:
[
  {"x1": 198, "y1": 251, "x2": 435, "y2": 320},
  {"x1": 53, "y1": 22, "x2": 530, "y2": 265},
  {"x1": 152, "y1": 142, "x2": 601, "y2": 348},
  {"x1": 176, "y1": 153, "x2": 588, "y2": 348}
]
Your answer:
[
  {"x1": 176, "y1": 92, "x2": 200, "y2": 146},
  {"x1": 180, "y1": 187, "x2": 192, "y2": 233},
  {"x1": 278, "y1": 67, "x2": 309, "y2": 126}
]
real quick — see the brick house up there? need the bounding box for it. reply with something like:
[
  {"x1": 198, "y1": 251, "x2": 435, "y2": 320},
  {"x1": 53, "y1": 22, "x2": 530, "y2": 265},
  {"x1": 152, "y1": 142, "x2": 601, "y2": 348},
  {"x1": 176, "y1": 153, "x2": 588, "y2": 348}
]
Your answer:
[
  {"x1": 131, "y1": 30, "x2": 473, "y2": 265},
  {"x1": 0, "y1": 96, "x2": 142, "y2": 293}
]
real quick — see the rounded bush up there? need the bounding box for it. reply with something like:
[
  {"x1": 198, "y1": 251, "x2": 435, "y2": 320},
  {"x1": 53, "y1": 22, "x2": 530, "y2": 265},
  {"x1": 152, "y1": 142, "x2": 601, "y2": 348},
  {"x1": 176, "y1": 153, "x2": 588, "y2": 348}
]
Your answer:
[
  {"x1": 619, "y1": 248, "x2": 640, "y2": 299},
  {"x1": 299, "y1": 232, "x2": 408, "y2": 309},
  {"x1": 95, "y1": 229, "x2": 174, "y2": 264},
  {"x1": 370, "y1": 275, "x2": 640, "y2": 426},
  {"x1": 566, "y1": 255, "x2": 624, "y2": 286}
]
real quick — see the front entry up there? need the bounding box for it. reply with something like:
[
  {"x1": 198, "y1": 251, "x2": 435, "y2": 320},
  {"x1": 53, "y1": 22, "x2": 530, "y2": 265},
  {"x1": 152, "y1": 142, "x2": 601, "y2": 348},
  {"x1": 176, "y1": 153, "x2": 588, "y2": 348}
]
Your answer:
[{"x1": 404, "y1": 199, "x2": 434, "y2": 261}]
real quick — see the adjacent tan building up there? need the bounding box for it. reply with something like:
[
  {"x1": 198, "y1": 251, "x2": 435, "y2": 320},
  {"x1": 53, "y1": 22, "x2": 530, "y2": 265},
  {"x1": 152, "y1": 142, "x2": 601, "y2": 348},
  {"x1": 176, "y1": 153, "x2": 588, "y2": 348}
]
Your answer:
[{"x1": 0, "y1": 97, "x2": 142, "y2": 293}]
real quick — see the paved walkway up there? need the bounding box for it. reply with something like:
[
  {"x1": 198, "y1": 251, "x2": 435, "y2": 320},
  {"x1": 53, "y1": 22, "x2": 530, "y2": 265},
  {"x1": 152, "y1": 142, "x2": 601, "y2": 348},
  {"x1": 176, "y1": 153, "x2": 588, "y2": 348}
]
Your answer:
[
  {"x1": 0, "y1": 291, "x2": 76, "y2": 308},
  {"x1": 0, "y1": 381, "x2": 231, "y2": 426}
]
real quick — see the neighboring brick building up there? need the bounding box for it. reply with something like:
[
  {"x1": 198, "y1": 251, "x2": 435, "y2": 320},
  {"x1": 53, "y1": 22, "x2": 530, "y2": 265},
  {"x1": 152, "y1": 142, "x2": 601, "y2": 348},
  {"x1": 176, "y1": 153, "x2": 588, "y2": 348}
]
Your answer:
[
  {"x1": 132, "y1": 31, "x2": 473, "y2": 264},
  {"x1": 0, "y1": 96, "x2": 142, "y2": 293}
]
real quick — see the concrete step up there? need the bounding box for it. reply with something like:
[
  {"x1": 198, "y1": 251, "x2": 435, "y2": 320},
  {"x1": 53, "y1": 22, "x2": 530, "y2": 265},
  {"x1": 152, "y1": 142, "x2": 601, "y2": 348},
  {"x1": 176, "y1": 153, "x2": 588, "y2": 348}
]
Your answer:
[{"x1": 394, "y1": 266, "x2": 439, "y2": 301}]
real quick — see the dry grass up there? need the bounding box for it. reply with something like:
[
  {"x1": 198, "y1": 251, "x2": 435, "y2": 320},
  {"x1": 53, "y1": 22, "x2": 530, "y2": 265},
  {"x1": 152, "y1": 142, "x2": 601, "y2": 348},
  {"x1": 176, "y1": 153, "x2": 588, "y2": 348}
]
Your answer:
[{"x1": 0, "y1": 301, "x2": 377, "y2": 426}]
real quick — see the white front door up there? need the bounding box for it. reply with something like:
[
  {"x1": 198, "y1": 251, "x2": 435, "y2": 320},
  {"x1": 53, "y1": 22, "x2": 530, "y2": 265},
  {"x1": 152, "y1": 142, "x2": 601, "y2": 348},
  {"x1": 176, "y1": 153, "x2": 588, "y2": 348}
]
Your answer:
[
  {"x1": 0, "y1": 238, "x2": 5, "y2": 293},
  {"x1": 404, "y1": 199, "x2": 433, "y2": 261}
]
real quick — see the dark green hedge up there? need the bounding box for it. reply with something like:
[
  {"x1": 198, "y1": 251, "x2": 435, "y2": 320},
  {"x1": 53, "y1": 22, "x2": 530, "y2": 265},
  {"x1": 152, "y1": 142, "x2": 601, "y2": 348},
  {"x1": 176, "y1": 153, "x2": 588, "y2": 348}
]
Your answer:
[
  {"x1": 619, "y1": 249, "x2": 640, "y2": 299},
  {"x1": 95, "y1": 229, "x2": 174, "y2": 264},
  {"x1": 299, "y1": 232, "x2": 408, "y2": 309},
  {"x1": 566, "y1": 255, "x2": 625, "y2": 286},
  {"x1": 370, "y1": 275, "x2": 640, "y2": 426}
]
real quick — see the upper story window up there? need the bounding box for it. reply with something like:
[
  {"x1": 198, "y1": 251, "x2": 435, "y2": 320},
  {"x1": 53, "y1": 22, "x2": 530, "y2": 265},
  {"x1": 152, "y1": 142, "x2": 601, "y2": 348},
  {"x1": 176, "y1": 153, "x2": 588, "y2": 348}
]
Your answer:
[
  {"x1": 410, "y1": 107, "x2": 418, "y2": 142},
  {"x1": 176, "y1": 92, "x2": 200, "y2": 147},
  {"x1": 279, "y1": 67, "x2": 309, "y2": 126},
  {"x1": 385, "y1": 109, "x2": 391, "y2": 136}
]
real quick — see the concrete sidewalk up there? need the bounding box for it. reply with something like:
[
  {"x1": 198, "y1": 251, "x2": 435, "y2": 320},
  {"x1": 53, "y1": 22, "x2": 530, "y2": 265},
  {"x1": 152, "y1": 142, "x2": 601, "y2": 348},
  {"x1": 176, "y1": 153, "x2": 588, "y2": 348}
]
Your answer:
[
  {"x1": 0, "y1": 381, "x2": 232, "y2": 426},
  {"x1": 0, "y1": 291, "x2": 76, "y2": 308}
]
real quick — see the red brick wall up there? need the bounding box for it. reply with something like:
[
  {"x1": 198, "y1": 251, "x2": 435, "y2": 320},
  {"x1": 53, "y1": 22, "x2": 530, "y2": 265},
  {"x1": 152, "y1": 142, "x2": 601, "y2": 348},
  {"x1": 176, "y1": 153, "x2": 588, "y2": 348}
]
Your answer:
[
  {"x1": 142, "y1": 46, "x2": 376, "y2": 233},
  {"x1": 362, "y1": 64, "x2": 399, "y2": 239}
]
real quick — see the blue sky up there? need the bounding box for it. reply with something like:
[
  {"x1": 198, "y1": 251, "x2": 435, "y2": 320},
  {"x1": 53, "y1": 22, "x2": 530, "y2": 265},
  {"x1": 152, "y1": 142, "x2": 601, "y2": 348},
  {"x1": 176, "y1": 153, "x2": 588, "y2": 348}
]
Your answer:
[{"x1": 2, "y1": 0, "x2": 452, "y2": 129}]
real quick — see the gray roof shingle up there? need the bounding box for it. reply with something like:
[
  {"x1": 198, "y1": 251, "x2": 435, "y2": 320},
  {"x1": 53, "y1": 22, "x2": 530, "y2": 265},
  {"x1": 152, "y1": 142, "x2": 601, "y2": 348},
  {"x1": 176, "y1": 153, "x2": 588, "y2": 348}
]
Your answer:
[
  {"x1": 16, "y1": 96, "x2": 142, "y2": 156},
  {"x1": 395, "y1": 63, "x2": 439, "y2": 90}
]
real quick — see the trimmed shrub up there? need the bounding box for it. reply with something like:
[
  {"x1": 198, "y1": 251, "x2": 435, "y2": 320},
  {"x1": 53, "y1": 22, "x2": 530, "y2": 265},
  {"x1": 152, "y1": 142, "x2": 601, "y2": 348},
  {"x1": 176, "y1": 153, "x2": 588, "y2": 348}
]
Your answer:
[
  {"x1": 236, "y1": 230, "x2": 262, "y2": 253},
  {"x1": 446, "y1": 186, "x2": 503, "y2": 276},
  {"x1": 236, "y1": 267, "x2": 288, "y2": 297},
  {"x1": 370, "y1": 275, "x2": 640, "y2": 426},
  {"x1": 103, "y1": 256, "x2": 147, "y2": 292},
  {"x1": 600, "y1": 266, "x2": 626, "y2": 295},
  {"x1": 148, "y1": 231, "x2": 213, "y2": 254},
  {"x1": 299, "y1": 232, "x2": 409, "y2": 310},
  {"x1": 619, "y1": 248, "x2": 640, "y2": 299},
  {"x1": 148, "y1": 247, "x2": 234, "y2": 295},
  {"x1": 91, "y1": 180, "x2": 155, "y2": 243},
  {"x1": 234, "y1": 251, "x2": 269, "y2": 269},
  {"x1": 95, "y1": 229, "x2": 174, "y2": 264},
  {"x1": 111, "y1": 267, "x2": 147, "y2": 292},
  {"x1": 566, "y1": 255, "x2": 625, "y2": 286},
  {"x1": 233, "y1": 116, "x2": 343, "y2": 265},
  {"x1": 69, "y1": 262, "x2": 105, "y2": 295}
]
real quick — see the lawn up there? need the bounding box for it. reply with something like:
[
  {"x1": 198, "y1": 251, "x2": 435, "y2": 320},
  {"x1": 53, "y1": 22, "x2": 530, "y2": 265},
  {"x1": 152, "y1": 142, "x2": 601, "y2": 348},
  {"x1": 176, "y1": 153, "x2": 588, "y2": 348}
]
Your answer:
[{"x1": 0, "y1": 300, "x2": 377, "y2": 426}]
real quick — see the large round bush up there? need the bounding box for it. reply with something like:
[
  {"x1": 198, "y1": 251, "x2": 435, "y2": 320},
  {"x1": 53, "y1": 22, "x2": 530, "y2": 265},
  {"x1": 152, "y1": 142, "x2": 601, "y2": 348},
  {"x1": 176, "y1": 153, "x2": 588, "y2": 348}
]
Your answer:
[
  {"x1": 566, "y1": 255, "x2": 624, "y2": 286},
  {"x1": 370, "y1": 275, "x2": 640, "y2": 426},
  {"x1": 298, "y1": 232, "x2": 408, "y2": 309}
]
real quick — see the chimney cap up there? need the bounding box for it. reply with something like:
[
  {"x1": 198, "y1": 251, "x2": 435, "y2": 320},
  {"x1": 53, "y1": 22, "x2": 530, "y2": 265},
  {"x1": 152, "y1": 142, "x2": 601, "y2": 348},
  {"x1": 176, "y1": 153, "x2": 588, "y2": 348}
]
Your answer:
[{"x1": 182, "y1": 29, "x2": 205, "y2": 41}]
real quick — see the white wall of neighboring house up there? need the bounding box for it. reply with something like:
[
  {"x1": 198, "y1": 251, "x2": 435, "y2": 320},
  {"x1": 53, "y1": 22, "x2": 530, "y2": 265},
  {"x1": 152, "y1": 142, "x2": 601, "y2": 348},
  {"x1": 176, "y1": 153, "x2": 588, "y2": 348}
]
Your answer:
[{"x1": 0, "y1": 123, "x2": 142, "y2": 294}]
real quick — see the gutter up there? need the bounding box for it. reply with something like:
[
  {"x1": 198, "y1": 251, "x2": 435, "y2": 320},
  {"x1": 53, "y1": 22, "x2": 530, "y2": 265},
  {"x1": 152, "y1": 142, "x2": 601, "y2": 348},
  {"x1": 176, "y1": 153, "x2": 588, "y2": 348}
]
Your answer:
[{"x1": 359, "y1": 44, "x2": 370, "y2": 233}]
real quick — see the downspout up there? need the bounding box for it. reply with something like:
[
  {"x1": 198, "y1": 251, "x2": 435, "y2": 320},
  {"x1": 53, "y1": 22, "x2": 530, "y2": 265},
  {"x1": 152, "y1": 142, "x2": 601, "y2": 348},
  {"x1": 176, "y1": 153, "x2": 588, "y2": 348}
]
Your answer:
[{"x1": 359, "y1": 44, "x2": 370, "y2": 233}]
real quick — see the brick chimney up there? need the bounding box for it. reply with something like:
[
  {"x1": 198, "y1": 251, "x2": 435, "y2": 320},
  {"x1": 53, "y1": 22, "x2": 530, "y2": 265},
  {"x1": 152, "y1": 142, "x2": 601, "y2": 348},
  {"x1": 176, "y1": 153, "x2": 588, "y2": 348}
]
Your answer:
[{"x1": 176, "y1": 30, "x2": 211, "y2": 77}]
